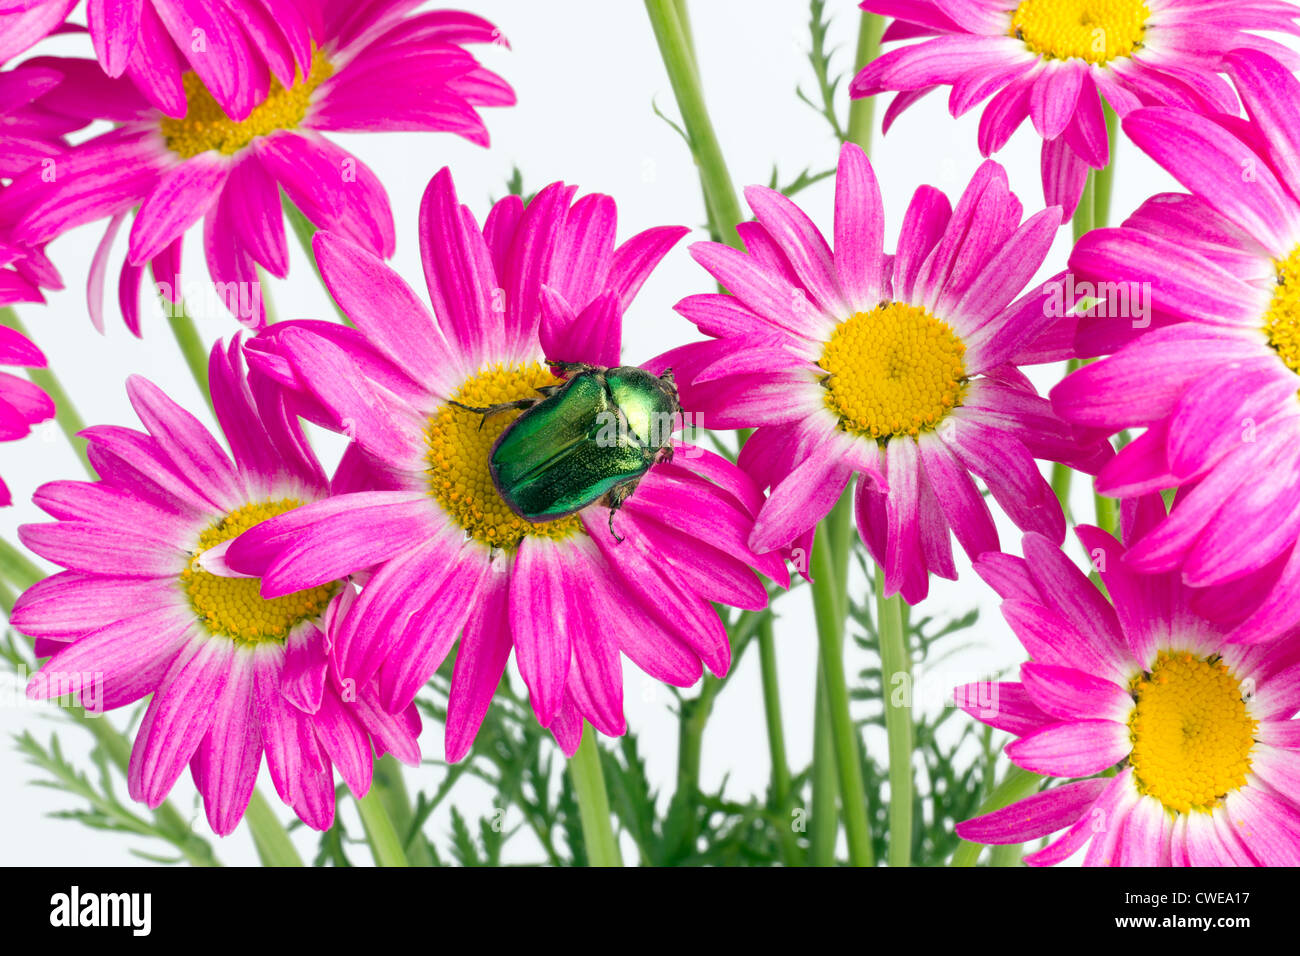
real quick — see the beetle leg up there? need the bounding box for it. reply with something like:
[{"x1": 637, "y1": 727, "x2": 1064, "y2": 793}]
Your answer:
[
  {"x1": 546, "y1": 360, "x2": 597, "y2": 378},
  {"x1": 446, "y1": 398, "x2": 536, "y2": 431},
  {"x1": 604, "y1": 479, "x2": 641, "y2": 544}
]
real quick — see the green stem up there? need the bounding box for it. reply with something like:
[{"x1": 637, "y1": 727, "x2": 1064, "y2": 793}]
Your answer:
[
  {"x1": 568, "y1": 724, "x2": 623, "y2": 867},
  {"x1": 671, "y1": 606, "x2": 762, "y2": 853},
  {"x1": 373, "y1": 754, "x2": 432, "y2": 866},
  {"x1": 671, "y1": 0, "x2": 696, "y2": 70},
  {"x1": 845, "y1": 13, "x2": 885, "y2": 151},
  {"x1": 281, "y1": 194, "x2": 351, "y2": 324},
  {"x1": 809, "y1": 501, "x2": 874, "y2": 867},
  {"x1": 1072, "y1": 172, "x2": 1096, "y2": 244},
  {"x1": 988, "y1": 841, "x2": 1025, "y2": 868},
  {"x1": 876, "y1": 575, "x2": 913, "y2": 866},
  {"x1": 808, "y1": 666, "x2": 840, "y2": 866},
  {"x1": 0, "y1": 536, "x2": 43, "y2": 590},
  {"x1": 0, "y1": 307, "x2": 93, "y2": 476},
  {"x1": 1052, "y1": 155, "x2": 1105, "y2": 517},
  {"x1": 756, "y1": 614, "x2": 801, "y2": 866},
  {"x1": 1089, "y1": 107, "x2": 1122, "y2": 537},
  {"x1": 1094, "y1": 492, "x2": 1121, "y2": 538},
  {"x1": 243, "y1": 788, "x2": 305, "y2": 867},
  {"x1": 1091, "y1": 104, "x2": 1120, "y2": 230},
  {"x1": 1061, "y1": 176, "x2": 1098, "y2": 522},
  {"x1": 0, "y1": 575, "x2": 15, "y2": 616},
  {"x1": 827, "y1": 485, "x2": 854, "y2": 620},
  {"x1": 1049, "y1": 358, "x2": 1083, "y2": 522},
  {"x1": 164, "y1": 303, "x2": 212, "y2": 412},
  {"x1": 645, "y1": 0, "x2": 745, "y2": 248},
  {"x1": 949, "y1": 766, "x2": 1043, "y2": 867},
  {"x1": 355, "y1": 788, "x2": 410, "y2": 867}
]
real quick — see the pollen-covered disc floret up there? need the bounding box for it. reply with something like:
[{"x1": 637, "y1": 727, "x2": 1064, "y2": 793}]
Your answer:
[
  {"x1": 1263, "y1": 245, "x2": 1300, "y2": 378},
  {"x1": 425, "y1": 363, "x2": 584, "y2": 550},
  {"x1": 182, "y1": 499, "x2": 337, "y2": 643},
  {"x1": 1011, "y1": 0, "x2": 1151, "y2": 64},
  {"x1": 161, "y1": 55, "x2": 334, "y2": 159},
  {"x1": 1127, "y1": 651, "x2": 1257, "y2": 815},
  {"x1": 819, "y1": 302, "x2": 967, "y2": 440}
]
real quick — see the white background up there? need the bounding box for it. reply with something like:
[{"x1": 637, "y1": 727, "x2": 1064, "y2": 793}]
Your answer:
[{"x1": 0, "y1": 0, "x2": 1200, "y2": 866}]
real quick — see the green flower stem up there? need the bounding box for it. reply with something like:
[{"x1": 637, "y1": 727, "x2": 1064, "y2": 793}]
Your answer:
[
  {"x1": 810, "y1": 491, "x2": 855, "y2": 866},
  {"x1": 1051, "y1": 163, "x2": 1102, "y2": 517},
  {"x1": 243, "y1": 788, "x2": 306, "y2": 867},
  {"x1": 644, "y1": 0, "x2": 746, "y2": 249},
  {"x1": 1094, "y1": 489, "x2": 1121, "y2": 538},
  {"x1": 1056, "y1": 109, "x2": 1122, "y2": 528},
  {"x1": 568, "y1": 723, "x2": 624, "y2": 867},
  {"x1": 373, "y1": 754, "x2": 433, "y2": 866},
  {"x1": 671, "y1": 0, "x2": 696, "y2": 70},
  {"x1": 163, "y1": 300, "x2": 212, "y2": 412},
  {"x1": 988, "y1": 841, "x2": 1025, "y2": 868},
  {"x1": 1072, "y1": 171, "x2": 1097, "y2": 244},
  {"x1": 1092, "y1": 104, "x2": 1120, "y2": 231},
  {"x1": 808, "y1": 669, "x2": 840, "y2": 866},
  {"x1": 949, "y1": 766, "x2": 1043, "y2": 867},
  {"x1": 281, "y1": 194, "x2": 351, "y2": 324},
  {"x1": 756, "y1": 614, "x2": 802, "y2": 866},
  {"x1": 1090, "y1": 108, "x2": 1122, "y2": 537},
  {"x1": 809, "y1": 497, "x2": 874, "y2": 867},
  {"x1": 0, "y1": 536, "x2": 43, "y2": 591},
  {"x1": 1049, "y1": 359, "x2": 1083, "y2": 522},
  {"x1": 827, "y1": 487, "x2": 854, "y2": 619},
  {"x1": 675, "y1": 606, "x2": 762, "y2": 818},
  {"x1": 0, "y1": 307, "x2": 93, "y2": 476},
  {"x1": 876, "y1": 574, "x2": 913, "y2": 866},
  {"x1": 355, "y1": 787, "x2": 410, "y2": 867},
  {"x1": 845, "y1": 13, "x2": 885, "y2": 151}
]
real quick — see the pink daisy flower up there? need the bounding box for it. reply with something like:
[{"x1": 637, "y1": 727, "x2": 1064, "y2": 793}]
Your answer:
[
  {"x1": 226, "y1": 168, "x2": 788, "y2": 759},
  {"x1": 851, "y1": 0, "x2": 1300, "y2": 217},
  {"x1": 15, "y1": 340, "x2": 420, "y2": 834},
  {"x1": 1052, "y1": 50, "x2": 1300, "y2": 641},
  {"x1": 0, "y1": 324, "x2": 54, "y2": 506},
  {"x1": 956, "y1": 496, "x2": 1300, "y2": 866},
  {"x1": 1, "y1": 0, "x2": 317, "y2": 120},
  {"x1": 652, "y1": 143, "x2": 1109, "y2": 604},
  {"x1": 0, "y1": 5, "x2": 512, "y2": 330}
]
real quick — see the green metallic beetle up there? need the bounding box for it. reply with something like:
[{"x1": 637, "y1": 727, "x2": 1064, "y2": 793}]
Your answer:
[{"x1": 451, "y1": 361, "x2": 681, "y2": 541}]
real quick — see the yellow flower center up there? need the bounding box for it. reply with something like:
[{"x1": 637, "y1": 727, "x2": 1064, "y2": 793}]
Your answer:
[
  {"x1": 1264, "y1": 245, "x2": 1300, "y2": 378},
  {"x1": 160, "y1": 55, "x2": 333, "y2": 159},
  {"x1": 425, "y1": 362, "x2": 585, "y2": 551},
  {"x1": 818, "y1": 302, "x2": 967, "y2": 440},
  {"x1": 181, "y1": 499, "x2": 338, "y2": 644},
  {"x1": 1010, "y1": 0, "x2": 1151, "y2": 64},
  {"x1": 1127, "y1": 651, "x2": 1257, "y2": 815}
]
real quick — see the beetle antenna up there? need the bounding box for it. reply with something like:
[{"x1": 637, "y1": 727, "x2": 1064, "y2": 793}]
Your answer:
[{"x1": 446, "y1": 398, "x2": 534, "y2": 431}]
